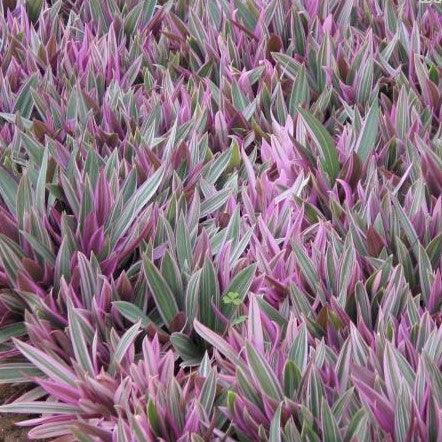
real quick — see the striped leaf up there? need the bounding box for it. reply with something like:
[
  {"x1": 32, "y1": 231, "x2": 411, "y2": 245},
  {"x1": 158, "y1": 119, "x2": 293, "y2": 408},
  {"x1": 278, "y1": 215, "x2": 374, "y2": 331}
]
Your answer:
[
  {"x1": 321, "y1": 398, "x2": 340, "y2": 442},
  {"x1": 297, "y1": 107, "x2": 340, "y2": 183},
  {"x1": 199, "y1": 257, "x2": 220, "y2": 330},
  {"x1": 0, "y1": 322, "x2": 26, "y2": 345},
  {"x1": 245, "y1": 342, "x2": 283, "y2": 402},
  {"x1": 14, "y1": 339, "x2": 76, "y2": 387},
  {"x1": 355, "y1": 100, "x2": 380, "y2": 161},
  {"x1": 0, "y1": 167, "x2": 18, "y2": 215},
  {"x1": 269, "y1": 403, "x2": 282, "y2": 442},
  {"x1": 222, "y1": 263, "x2": 256, "y2": 319},
  {"x1": 143, "y1": 255, "x2": 179, "y2": 328},
  {"x1": 0, "y1": 363, "x2": 42, "y2": 383},
  {"x1": 194, "y1": 320, "x2": 243, "y2": 368},
  {"x1": 113, "y1": 301, "x2": 150, "y2": 326},
  {"x1": 109, "y1": 322, "x2": 141, "y2": 375},
  {"x1": 68, "y1": 304, "x2": 94, "y2": 375},
  {"x1": 0, "y1": 402, "x2": 81, "y2": 415}
]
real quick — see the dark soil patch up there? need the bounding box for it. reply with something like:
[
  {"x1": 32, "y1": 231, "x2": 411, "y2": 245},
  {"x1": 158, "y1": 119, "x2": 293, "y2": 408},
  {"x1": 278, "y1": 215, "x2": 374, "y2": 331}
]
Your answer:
[{"x1": 0, "y1": 384, "x2": 32, "y2": 441}]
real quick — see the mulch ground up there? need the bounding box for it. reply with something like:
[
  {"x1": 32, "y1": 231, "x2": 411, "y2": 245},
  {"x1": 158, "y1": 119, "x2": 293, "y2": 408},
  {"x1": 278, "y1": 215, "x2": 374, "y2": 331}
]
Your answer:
[{"x1": 0, "y1": 384, "x2": 33, "y2": 441}]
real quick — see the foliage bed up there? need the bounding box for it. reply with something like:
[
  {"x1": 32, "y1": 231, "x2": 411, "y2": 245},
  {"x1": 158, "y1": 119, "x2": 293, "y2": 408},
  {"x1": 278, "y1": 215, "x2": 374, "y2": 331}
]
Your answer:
[{"x1": 0, "y1": 0, "x2": 441, "y2": 440}]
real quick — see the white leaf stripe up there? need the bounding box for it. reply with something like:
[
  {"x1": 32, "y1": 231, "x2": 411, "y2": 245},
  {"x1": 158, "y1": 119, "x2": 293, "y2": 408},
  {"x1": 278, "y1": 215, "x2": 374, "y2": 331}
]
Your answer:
[
  {"x1": 68, "y1": 305, "x2": 94, "y2": 375},
  {"x1": 0, "y1": 402, "x2": 81, "y2": 415},
  {"x1": 0, "y1": 363, "x2": 42, "y2": 383},
  {"x1": 143, "y1": 255, "x2": 179, "y2": 327},
  {"x1": 109, "y1": 322, "x2": 141, "y2": 375},
  {"x1": 14, "y1": 339, "x2": 76, "y2": 387},
  {"x1": 245, "y1": 342, "x2": 283, "y2": 401}
]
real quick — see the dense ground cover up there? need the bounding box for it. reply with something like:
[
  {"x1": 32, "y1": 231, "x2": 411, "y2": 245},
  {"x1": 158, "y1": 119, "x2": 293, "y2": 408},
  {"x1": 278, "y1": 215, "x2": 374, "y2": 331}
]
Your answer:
[{"x1": 0, "y1": 0, "x2": 441, "y2": 440}]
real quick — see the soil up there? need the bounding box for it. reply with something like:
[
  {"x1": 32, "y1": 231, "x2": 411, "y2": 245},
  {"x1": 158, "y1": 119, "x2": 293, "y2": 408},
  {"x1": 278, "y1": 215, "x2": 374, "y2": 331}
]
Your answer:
[{"x1": 0, "y1": 384, "x2": 32, "y2": 441}]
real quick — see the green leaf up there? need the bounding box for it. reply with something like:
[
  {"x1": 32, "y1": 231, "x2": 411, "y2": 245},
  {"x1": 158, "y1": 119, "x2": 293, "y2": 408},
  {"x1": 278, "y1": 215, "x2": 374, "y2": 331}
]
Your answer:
[
  {"x1": 200, "y1": 187, "x2": 232, "y2": 217},
  {"x1": 355, "y1": 100, "x2": 380, "y2": 161},
  {"x1": 0, "y1": 363, "x2": 42, "y2": 383},
  {"x1": 20, "y1": 130, "x2": 44, "y2": 164},
  {"x1": 245, "y1": 342, "x2": 283, "y2": 402},
  {"x1": 15, "y1": 74, "x2": 38, "y2": 117},
  {"x1": 68, "y1": 304, "x2": 94, "y2": 375},
  {"x1": 256, "y1": 297, "x2": 287, "y2": 328},
  {"x1": 336, "y1": 339, "x2": 351, "y2": 391},
  {"x1": 269, "y1": 403, "x2": 282, "y2": 442},
  {"x1": 0, "y1": 323, "x2": 26, "y2": 345},
  {"x1": 143, "y1": 0, "x2": 157, "y2": 23},
  {"x1": 143, "y1": 255, "x2": 179, "y2": 328},
  {"x1": 283, "y1": 360, "x2": 301, "y2": 398},
  {"x1": 199, "y1": 257, "x2": 220, "y2": 330},
  {"x1": 237, "y1": 366, "x2": 261, "y2": 406},
  {"x1": 20, "y1": 231, "x2": 55, "y2": 266},
  {"x1": 301, "y1": 416, "x2": 321, "y2": 441},
  {"x1": 161, "y1": 251, "x2": 183, "y2": 303},
  {"x1": 292, "y1": 243, "x2": 326, "y2": 304},
  {"x1": 332, "y1": 388, "x2": 354, "y2": 421},
  {"x1": 297, "y1": 107, "x2": 340, "y2": 183},
  {"x1": 0, "y1": 167, "x2": 18, "y2": 215},
  {"x1": 226, "y1": 390, "x2": 236, "y2": 412},
  {"x1": 289, "y1": 284, "x2": 314, "y2": 318},
  {"x1": 54, "y1": 238, "x2": 73, "y2": 284},
  {"x1": 418, "y1": 244, "x2": 433, "y2": 303},
  {"x1": 14, "y1": 339, "x2": 76, "y2": 387},
  {"x1": 422, "y1": 353, "x2": 442, "y2": 407},
  {"x1": 395, "y1": 86, "x2": 409, "y2": 139},
  {"x1": 292, "y1": 12, "x2": 305, "y2": 55},
  {"x1": 16, "y1": 173, "x2": 33, "y2": 228},
  {"x1": 185, "y1": 270, "x2": 201, "y2": 327},
  {"x1": 289, "y1": 324, "x2": 308, "y2": 372},
  {"x1": 77, "y1": 253, "x2": 97, "y2": 310},
  {"x1": 223, "y1": 291, "x2": 241, "y2": 305},
  {"x1": 344, "y1": 408, "x2": 368, "y2": 442},
  {"x1": 124, "y1": 2, "x2": 143, "y2": 34},
  {"x1": 199, "y1": 369, "x2": 216, "y2": 415},
  {"x1": 289, "y1": 66, "x2": 310, "y2": 113},
  {"x1": 0, "y1": 402, "x2": 81, "y2": 415},
  {"x1": 394, "y1": 385, "x2": 412, "y2": 442},
  {"x1": 321, "y1": 398, "x2": 340, "y2": 442},
  {"x1": 426, "y1": 233, "x2": 442, "y2": 268},
  {"x1": 60, "y1": 174, "x2": 80, "y2": 217},
  {"x1": 231, "y1": 315, "x2": 248, "y2": 326},
  {"x1": 109, "y1": 322, "x2": 141, "y2": 375},
  {"x1": 234, "y1": 0, "x2": 259, "y2": 31},
  {"x1": 222, "y1": 264, "x2": 256, "y2": 319},
  {"x1": 147, "y1": 399, "x2": 161, "y2": 436},
  {"x1": 272, "y1": 52, "x2": 302, "y2": 81},
  {"x1": 0, "y1": 235, "x2": 24, "y2": 282},
  {"x1": 393, "y1": 196, "x2": 420, "y2": 257},
  {"x1": 113, "y1": 301, "x2": 150, "y2": 326},
  {"x1": 109, "y1": 166, "x2": 164, "y2": 246},
  {"x1": 231, "y1": 81, "x2": 249, "y2": 113},
  {"x1": 228, "y1": 139, "x2": 241, "y2": 170},
  {"x1": 89, "y1": 0, "x2": 106, "y2": 27},
  {"x1": 170, "y1": 333, "x2": 204, "y2": 366},
  {"x1": 205, "y1": 149, "x2": 232, "y2": 184},
  {"x1": 176, "y1": 214, "x2": 192, "y2": 271},
  {"x1": 0, "y1": 112, "x2": 33, "y2": 129},
  {"x1": 356, "y1": 52, "x2": 373, "y2": 105},
  {"x1": 308, "y1": 369, "x2": 323, "y2": 418},
  {"x1": 194, "y1": 320, "x2": 243, "y2": 368},
  {"x1": 337, "y1": 0, "x2": 354, "y2": 26},
  {"x1": 338, "y1": 242, "x2": 356, "y2": 306},
  {"x1": 35, "y1": 147, "x2": 49, "y2": 212},
  {"x1": 230, "y1": 228, "x2": 253, "y2": 265}
]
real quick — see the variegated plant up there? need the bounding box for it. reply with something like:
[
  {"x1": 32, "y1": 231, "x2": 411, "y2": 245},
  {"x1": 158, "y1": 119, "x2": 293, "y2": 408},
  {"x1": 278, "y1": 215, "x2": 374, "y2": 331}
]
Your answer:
[{"x1": 0, "y1": 0, "x2": 440, "y2": 440}]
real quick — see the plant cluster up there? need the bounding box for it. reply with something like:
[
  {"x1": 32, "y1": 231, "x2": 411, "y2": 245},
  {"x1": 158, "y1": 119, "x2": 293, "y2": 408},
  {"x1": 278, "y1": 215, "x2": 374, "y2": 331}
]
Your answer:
[{"x1": 0, "y1": 0, "x2": 441, "y2": 440}]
